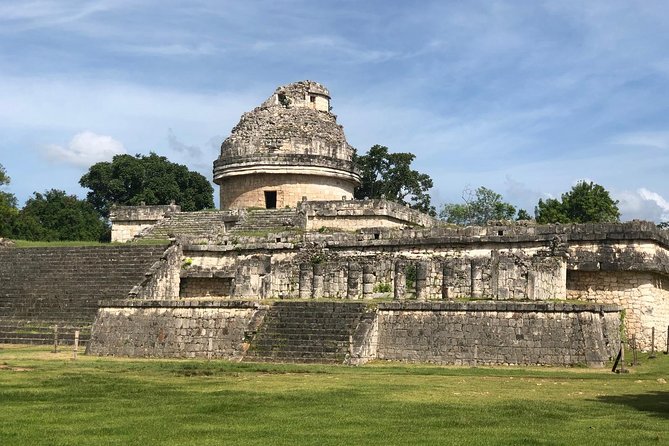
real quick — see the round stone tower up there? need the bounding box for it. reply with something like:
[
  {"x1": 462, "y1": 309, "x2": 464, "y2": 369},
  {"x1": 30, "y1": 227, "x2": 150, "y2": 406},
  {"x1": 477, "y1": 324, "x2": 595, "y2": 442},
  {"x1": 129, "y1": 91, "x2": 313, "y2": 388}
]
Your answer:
[{"x1": 213, "y1": 80, "x2": 361, "y2": 210}]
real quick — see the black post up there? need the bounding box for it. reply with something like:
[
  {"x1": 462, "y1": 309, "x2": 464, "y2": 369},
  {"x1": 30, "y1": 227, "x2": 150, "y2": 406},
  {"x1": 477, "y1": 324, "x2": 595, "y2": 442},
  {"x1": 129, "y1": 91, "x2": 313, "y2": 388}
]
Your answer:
[{"x1": 649, "y1": 327, "x2": 656, "y2": 359}]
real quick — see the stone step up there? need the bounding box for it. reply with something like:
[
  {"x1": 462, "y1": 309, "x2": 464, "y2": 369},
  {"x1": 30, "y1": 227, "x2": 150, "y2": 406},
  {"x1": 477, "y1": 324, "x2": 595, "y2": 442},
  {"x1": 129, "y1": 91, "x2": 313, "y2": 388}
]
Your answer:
[
  {"x1": 243, "y1": 301, "x2": 368, "y2": 364},
  {"x1": 229, "y1": 209, "x2": 300, "y2": 234},
  {"x1": 0, "y1": 244, "x2": 166, "y2": 346},
  {"x1": 139, "y1": 212, "x2": 230, "y2": 239}
]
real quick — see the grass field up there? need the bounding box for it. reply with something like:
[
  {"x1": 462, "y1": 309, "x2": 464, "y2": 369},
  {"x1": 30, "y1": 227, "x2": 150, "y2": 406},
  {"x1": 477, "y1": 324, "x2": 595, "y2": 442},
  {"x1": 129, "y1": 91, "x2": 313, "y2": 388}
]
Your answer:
[{"x1": 1, "y1": 345, "x2": 667, "y2": 445}]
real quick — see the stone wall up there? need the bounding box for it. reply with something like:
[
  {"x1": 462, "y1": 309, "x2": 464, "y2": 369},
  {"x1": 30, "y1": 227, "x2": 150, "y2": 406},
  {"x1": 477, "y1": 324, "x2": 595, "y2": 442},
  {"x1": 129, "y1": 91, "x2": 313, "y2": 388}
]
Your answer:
[
  {"x1": 299, "y1": 198, "x2": 438, "y2": 231},
  {"x1": 179, "y1": 277, "x2": 234, "y2": 298},
  {"x1": 375, "y1": 302, "x2": 620, "y2": 367},
  {"x1": 182, "y1": 242, "x2": 567, "y2": 302},
  {"x1": 110, "y1": 204, "x2": 181, "y2": 242},
  {"x1": 87, "y1": 300, "x2": 261, "y2": 359},
  {"x1": 567, "y1": 271, "x2": 669, "y2": 351},
  {"x1": 219, "y1": 172, "x2": 355, "y2": 210},
  {"x1": 129, "y1": 243, "x2": 182, "y2": 300},
  {"x1": 88, "y1": 301, "x2": 621, "y2": 366}
]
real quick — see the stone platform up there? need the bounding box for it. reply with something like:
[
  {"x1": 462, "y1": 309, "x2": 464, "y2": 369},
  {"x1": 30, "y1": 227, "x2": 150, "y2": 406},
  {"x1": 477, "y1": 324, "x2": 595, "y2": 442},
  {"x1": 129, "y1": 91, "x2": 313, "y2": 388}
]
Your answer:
[{"x1": 87, "y1": 300, "x2": 621, "y2": 367}]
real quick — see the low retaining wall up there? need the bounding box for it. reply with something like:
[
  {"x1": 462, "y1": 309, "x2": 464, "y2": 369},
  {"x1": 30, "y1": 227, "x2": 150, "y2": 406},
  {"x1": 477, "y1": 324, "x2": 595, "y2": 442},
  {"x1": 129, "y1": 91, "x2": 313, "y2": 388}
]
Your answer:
[
  {"x1": 88, "y1": 300, "x2": 621, "y2": 367},
  {"x1": 373, "y1": 302, "x2": 621, "y2": 367},
  {"x1": 86, "y1": 300, "x2": 262, "y2": 359}
]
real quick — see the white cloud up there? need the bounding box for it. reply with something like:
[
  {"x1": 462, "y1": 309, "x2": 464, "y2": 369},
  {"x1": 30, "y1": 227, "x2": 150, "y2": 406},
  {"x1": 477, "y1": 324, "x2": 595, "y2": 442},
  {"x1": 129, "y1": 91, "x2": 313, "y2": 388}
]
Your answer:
[
  {"x1": 616, "y1": 188, "x2": 669, "y2": 222},
  {"x1": 45, "y1": 131, "x2": 126, "y2": 168}
]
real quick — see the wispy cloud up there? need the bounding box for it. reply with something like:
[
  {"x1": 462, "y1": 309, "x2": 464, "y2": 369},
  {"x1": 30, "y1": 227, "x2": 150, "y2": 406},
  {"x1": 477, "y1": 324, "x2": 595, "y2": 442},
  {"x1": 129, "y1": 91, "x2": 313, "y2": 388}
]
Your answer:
[
  {"x1": 114, "y1": 42, "x2": 219, "y2": 57},
  {"x1": 44, "y1": 131, "x2": 126, "y2": 168},
  {"x1": 611, "y1": 132, "x2": 669, "y2": 150},
  {"x1": 167, "y1": 129, "x2": 202, "y2": 158},
  {"x1": 0, "y1": 0, "x2": 118, "y2": 31},
  {"x1": 251, "y1": 35, "x2": 398, "y2": 64}
]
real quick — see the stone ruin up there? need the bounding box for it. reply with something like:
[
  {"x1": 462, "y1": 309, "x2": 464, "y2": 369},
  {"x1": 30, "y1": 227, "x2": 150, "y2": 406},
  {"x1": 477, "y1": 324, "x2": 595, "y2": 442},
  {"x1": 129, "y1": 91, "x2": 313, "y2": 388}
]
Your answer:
[{"x1": 2, "y1": 81, "x2": 669, "y2": 366}]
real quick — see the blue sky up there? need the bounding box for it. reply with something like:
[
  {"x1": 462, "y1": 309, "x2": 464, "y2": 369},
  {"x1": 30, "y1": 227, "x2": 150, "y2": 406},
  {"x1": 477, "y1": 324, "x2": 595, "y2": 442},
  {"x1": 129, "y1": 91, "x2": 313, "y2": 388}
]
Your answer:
[{"x1": 1, "y1": 0, "x2": 668, "y2": 221}]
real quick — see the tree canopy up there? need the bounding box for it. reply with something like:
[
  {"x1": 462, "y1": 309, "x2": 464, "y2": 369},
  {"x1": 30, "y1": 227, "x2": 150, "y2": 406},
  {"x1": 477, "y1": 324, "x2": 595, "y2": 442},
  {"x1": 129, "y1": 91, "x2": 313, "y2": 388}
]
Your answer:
[
  {"x1": 0, "y1": 163, "x2": 18, "y2": 238},
  {"x1": 14, "y1": 189, "x2": 108, "y2": 241},
  {"x1": 440, "y1": 186, "x2": 517, "y2": 225},
  {"x1": 535, "y1": 181, "x2": 620, "y2": 224},
  {"x1": 354, "y1": 145, "x2": 435, "y2": 216},
  {"x1": 80, "y1": 153, "x2": 214, "y2": 217}
]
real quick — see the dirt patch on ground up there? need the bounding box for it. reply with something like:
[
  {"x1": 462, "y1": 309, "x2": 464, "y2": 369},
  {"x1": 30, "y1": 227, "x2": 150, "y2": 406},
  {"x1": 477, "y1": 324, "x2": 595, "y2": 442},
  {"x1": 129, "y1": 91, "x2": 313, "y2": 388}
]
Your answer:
[{"x1": 0, "y1": 364, "x2": 33, "y2": 372}]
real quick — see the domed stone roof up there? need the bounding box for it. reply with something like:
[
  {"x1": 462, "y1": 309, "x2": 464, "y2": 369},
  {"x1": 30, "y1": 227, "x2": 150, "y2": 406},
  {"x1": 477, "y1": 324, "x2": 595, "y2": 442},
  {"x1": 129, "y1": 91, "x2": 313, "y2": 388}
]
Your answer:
[
  {"x1": 215, "y1": 80, "x2": 355, "y2": 166},
  {"x1": 213, "y1": 81, "x2": 361, "y2": 210}
]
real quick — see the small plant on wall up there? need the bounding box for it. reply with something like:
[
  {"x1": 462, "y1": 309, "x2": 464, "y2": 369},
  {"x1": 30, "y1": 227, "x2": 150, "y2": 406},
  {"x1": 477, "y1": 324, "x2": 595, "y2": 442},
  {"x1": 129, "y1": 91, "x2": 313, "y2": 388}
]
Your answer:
[
  {"x1": 373, "y1": 282, "x2": 392, "y2": 293},
  {"x1": 405, "y1": 263, "x2": 417, "y2": 291}
]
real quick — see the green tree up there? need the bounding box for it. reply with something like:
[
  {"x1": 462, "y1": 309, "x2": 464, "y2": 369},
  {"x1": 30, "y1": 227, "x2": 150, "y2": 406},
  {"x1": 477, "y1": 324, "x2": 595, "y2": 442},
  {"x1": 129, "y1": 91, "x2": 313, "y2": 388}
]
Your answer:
[
  {"x1": 0, "y1": 164, "x2": 18, "y2": 237},
  {"x1": 354, "y1": 145, "x2": 435, "y2": 215},
  {"x1": 440, "y1": 186, "x2": 516, "y2": 225},
  {"x1": 535, "y1": 181, "x2": 620, "y2": 224},
  {"x1": 14, "y1": 189, "x2": 108, "y2": 241},
  {"x1": 516, "y1": 209, "x2": 532, "y2": 221},
  {"x1": 657, "y1": 221, "x2": 669, "y2": 230},
  {"x1": 79, "y1": 153, "x2": 214, "y2": 218}
]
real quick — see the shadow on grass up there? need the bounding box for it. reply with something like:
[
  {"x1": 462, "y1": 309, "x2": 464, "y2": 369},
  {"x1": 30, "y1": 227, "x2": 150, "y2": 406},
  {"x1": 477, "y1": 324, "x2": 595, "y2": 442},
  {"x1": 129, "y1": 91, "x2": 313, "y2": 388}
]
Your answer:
[{"x1": 593, "y1": 391, "x2": 669, "y2": 419}]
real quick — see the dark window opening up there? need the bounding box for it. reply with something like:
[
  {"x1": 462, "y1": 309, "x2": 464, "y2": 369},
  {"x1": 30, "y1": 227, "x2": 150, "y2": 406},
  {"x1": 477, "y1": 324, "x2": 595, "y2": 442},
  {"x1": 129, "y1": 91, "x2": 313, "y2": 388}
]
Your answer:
[
  {"x1": 374, "y1": 232, "x2": 380, "y2": 240},
  {"x1": 498, "y1": 230, "x2": 504, "y2": 236},
  {"x1": 310, "y1": 95, "x2": 316, "y2": 102},
  {"x1": 264, "y1": 191, "x2": 277, "y2": 209}
]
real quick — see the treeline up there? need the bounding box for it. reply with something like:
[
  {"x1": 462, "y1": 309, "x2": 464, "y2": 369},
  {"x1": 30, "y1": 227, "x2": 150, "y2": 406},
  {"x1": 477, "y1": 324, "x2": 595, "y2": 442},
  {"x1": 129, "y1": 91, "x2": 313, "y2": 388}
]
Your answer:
[
  {"x1": 0, "y1": 153, "x2": 214, "y2": 242},
  {"x1": 353, "y1": 145, "x2": 623, "y2": 225},
  {"x1": 1, "y1": 145, "x2": 661, "y2": 242}
]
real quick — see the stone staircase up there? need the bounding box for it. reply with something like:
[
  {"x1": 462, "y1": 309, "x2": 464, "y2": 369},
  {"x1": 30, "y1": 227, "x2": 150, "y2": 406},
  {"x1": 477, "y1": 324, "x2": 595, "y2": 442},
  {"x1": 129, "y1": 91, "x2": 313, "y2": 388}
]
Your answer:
[
  {"x1": 0, "y1": 244, "x2": 167, "y2": 346},
  {"x1": 243, "y1": 301, "x2": 369, "y2": 364},
  {"x1": 229, "y1": 209, "x2": 300, "y2": 234},
  {"x1": 138, "y1": 212, "x2": 231, "y2": 240}
]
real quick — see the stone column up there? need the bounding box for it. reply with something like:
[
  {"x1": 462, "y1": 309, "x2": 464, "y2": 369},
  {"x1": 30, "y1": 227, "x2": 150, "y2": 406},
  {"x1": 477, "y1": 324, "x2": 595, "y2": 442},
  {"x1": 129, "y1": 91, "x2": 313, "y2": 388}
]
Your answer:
[
  {"x1": 470, "y1": 260, "x2": 483, "y2": 299},
  {"x1": 362, "y1": 264, "x2": 375, "y2": 299},
  {"x1": 394, "y1": 260, "x2": 406, "y2": 300},
  {"x1": 347, "y1": 262, "x2": 362, "y2": 300},
  {"x1": 299, "y1": 263, "x2": 313, "y2": 299},
  {"x1": 312, "y1": 263, "x2": 324, "y2": 299},
  {"x1": 442, "y1": 261, "x2": 451, "y2": 300},
  {"x1": 416, "y1": 261, "x2": 429, "y2": 301}
]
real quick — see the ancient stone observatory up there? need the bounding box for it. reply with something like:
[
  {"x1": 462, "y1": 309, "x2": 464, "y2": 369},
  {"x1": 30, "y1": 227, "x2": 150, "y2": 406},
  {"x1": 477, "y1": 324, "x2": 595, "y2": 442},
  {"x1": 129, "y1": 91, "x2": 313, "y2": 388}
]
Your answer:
[{"x1": 213, "y1": 81, "x2": 361, "y2": 210}]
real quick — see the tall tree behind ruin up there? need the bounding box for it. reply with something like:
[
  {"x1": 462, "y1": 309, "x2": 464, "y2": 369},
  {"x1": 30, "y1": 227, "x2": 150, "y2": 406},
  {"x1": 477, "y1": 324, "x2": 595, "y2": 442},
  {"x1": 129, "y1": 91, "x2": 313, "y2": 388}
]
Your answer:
[
  {"x1": 0, "y1": 163, "x2": 18, "y2": 237},
  {"x1": 354, "y1": 145, "x2": 435, "y2": 216},
  {"x1": 80, "y1": 153, "x2": 214, "y2": 218},
  {"x1": 440, "y1": 186, "x2": 517, "y2": 225},
  {"x1": 535, "y1": 181, "x2": 620, "y2": 223}
]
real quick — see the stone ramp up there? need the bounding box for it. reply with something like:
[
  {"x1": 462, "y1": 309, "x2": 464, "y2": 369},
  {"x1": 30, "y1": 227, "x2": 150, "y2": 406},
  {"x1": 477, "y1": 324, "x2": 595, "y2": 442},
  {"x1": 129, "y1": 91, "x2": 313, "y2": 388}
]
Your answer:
[
  {"x1": 0, "y1": 244, "x2": 168, "y2": 346},
  {"x1": 243, "y1": 301, "x2": 369, "y2": 364},
  {"x1": 138, "y1": 211, "x2": 231, "y2": 240},
  {"x1": 229, "y1": 209, "x2": 300, "y2": 234}
]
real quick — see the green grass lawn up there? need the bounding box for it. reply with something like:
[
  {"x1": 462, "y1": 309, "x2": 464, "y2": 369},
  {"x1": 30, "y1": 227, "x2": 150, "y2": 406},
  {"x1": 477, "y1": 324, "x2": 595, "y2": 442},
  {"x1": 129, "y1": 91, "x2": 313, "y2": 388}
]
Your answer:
[{"x1": 0, "y1": 345, "x2": 667, "y2": 446}]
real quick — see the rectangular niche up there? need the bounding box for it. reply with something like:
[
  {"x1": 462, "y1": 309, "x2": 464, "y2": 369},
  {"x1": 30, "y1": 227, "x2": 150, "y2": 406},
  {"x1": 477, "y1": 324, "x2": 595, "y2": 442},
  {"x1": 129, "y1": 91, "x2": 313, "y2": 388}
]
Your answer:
[{"x1": 179, "y1": 277, "x2": 234, "y2": 298}]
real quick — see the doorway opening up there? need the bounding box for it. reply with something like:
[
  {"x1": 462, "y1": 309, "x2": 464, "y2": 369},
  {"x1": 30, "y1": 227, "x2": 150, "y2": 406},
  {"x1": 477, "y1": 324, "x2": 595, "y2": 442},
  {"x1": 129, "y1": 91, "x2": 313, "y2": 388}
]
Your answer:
[{"x1": 264, "y1": 191, "x2": 277, "y2": 209}]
